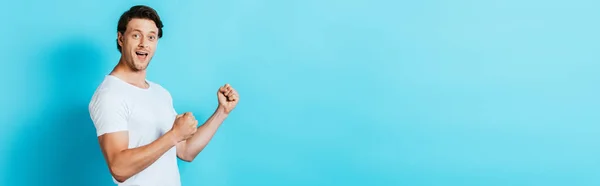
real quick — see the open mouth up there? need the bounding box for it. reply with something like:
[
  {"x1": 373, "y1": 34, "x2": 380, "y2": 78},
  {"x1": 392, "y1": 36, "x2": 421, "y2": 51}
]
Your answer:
[{"x1": 136, "y1": 51, "x2": 148, "y2": 57}]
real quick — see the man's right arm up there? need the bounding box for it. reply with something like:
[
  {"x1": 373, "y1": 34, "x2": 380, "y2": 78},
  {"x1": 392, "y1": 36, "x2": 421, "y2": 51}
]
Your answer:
[
  {"x1": 97, "y1": 112, "x2": 198, "y2": 182},
  {"x1": 90, "y1": 90, "x2": 198, "y2": 183},
  {"x1": 98, "y1": 130, "x2": 180, "y2": 182}
]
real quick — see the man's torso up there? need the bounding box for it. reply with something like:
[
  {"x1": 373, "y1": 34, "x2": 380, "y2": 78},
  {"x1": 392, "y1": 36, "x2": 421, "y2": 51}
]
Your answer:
[{"x1": 90, "y1": 75, "x2": 181, "y2": 186}]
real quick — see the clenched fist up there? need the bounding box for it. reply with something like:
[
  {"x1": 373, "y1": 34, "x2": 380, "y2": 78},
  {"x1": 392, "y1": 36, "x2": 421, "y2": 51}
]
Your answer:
[
  {"x1": 171, "y1": 112, "x2": 198, "y2": 142},
  {"x1": 217, "y1": 84, "x2": 239, "y2": 114}
]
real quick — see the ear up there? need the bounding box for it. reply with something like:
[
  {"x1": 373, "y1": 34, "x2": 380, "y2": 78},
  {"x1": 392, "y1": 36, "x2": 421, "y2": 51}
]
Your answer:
[{"x1": 117, "y1": 32, "x2": 124, "y2": 48}]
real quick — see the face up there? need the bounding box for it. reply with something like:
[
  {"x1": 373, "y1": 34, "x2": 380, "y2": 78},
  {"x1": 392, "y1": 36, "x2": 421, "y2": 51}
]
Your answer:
[{"x1": 117, "y1": 18, "x2": 159, "y2": 71}]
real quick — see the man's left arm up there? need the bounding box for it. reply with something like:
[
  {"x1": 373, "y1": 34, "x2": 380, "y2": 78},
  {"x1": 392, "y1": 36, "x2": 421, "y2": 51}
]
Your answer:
[{"x1": 176, "y1": 84, "x2": 239, "y2": 162}]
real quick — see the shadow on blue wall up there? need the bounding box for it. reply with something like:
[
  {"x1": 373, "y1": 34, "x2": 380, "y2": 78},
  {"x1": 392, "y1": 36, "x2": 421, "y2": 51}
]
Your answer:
[{"x1": 5, "y1": 37, "x2": 114, "y2": 185}]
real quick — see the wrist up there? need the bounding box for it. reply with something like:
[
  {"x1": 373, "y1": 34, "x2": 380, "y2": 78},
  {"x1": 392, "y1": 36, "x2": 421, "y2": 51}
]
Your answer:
[
  {"x1": 167, "y1": 130, "x2": 181, "y2": 145},
  {"x1": 216, "y1": 105, "x2": 230, "y2": 116}
]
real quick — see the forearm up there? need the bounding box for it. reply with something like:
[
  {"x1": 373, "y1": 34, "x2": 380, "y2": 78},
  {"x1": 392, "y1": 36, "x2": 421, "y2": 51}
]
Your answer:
[
  {"x1": 110, "y1": 131, "x2": 178, "y2": 182},
  {"x1": 181, "y1": 107, "x2": 228, "y2": 160}
]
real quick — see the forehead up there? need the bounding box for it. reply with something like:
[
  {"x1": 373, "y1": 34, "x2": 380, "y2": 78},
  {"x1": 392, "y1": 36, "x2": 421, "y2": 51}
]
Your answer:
[{"x1": 126, "y1": 18, "x2": 158, "y2": 33}]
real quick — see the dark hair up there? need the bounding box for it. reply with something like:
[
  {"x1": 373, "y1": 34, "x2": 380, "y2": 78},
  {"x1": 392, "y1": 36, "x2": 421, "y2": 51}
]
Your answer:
[{"x1": 116, "y1": 5, "x2": 164, "y2": 53}]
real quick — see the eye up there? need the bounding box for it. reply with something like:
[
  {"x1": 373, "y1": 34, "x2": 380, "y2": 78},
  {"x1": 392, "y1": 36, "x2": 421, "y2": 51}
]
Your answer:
[
  {"x1": 133, "y1": 34, "x2": 140, "y2": 39},
  {"x1": 149, "y1": 35, "x2": 156, "y2": 41}
]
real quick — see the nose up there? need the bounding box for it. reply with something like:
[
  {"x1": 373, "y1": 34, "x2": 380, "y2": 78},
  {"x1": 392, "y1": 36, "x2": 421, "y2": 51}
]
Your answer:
[{"x1": 138, "y1": 37, "x2": 148, "y2": 48}]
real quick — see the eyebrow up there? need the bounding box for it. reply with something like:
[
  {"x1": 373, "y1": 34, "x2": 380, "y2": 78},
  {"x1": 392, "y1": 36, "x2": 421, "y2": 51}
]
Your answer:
[{"x1": 132, "y1": 29, "x2": 157, "y2": 34}]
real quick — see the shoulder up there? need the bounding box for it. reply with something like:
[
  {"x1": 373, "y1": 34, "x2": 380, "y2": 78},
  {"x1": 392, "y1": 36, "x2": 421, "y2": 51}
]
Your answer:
[
  {"x1": 147, "y1": 80, "x2": 167, "y2": 91},
  {"x1": 89, "y1": 76, "x2": 130, "y2": 109},
  {"x1": 147, "y1": 80, "x2": 174, "y2": 98}
]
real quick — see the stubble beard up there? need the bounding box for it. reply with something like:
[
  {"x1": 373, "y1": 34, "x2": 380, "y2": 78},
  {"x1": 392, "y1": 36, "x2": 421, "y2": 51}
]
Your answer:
[{"x1": 127, "y1": 57, "x2": 150, "y2": 72}]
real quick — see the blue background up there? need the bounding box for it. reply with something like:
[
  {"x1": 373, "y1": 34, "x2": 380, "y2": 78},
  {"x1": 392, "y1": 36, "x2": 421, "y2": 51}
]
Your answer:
[{"x1": 1, "y1": 0, "x2": 599, "y2": 185}]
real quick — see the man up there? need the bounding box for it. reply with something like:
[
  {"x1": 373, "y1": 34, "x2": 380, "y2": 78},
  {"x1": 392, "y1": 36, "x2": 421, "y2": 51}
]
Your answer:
[{"x1": 88, "y1": 5, "x2": 239, "y2": 186}]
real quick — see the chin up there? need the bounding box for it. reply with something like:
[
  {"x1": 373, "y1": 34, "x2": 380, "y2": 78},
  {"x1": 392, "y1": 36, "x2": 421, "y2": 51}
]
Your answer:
[
  {"x1": 127, "y1": 60, "x2": 149, "y2": 71},
  {"x1": 135, "y1": 63, "x2": 149, "y2": 71}
]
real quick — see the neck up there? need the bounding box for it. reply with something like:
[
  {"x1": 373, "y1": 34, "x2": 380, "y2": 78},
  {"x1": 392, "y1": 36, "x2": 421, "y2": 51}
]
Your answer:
[{"x1": 110, "y1": 56, "x2": 148, "y2": 89}]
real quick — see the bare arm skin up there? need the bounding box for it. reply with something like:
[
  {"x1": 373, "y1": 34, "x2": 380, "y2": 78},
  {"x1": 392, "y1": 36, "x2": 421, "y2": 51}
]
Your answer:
[
  {"x1": 176, "y1": 107, "x2": 229, "y2": 161},
  {"x1": 98, "y1": 113, "x2": 198, "y2": 182},
  {"x1": 176, "y1": 84, "x2": 239, "y2": 162}
]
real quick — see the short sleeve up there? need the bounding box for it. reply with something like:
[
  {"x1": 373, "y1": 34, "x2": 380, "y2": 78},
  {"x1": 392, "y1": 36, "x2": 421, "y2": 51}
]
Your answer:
[
  {"x1": 167, "y1": 90, "x2": 178, "y2": 116},
  {"x1": 89, "y1": 91, "x2": 129, "y2": 136}
]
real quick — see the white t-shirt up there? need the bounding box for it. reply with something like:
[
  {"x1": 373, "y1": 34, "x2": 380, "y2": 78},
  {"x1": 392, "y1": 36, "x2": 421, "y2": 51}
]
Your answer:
[{"x1": 89, "y1": 75, "x2": 181, "y2": 186}]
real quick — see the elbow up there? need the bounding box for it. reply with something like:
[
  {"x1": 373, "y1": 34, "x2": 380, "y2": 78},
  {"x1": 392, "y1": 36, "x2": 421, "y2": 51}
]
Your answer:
[
  {"x1": 113, "y1": 175, "x2": 128, "y2": 183},
  {"x1": 109, "y1": 165, "x2": 132, "y2": 183},
  {"x1": 179, "y1": 155, "x2": 196, "y2": 162},
  {"x1": 178, "y1": 153, "x2": 198, "y2": 162}
]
